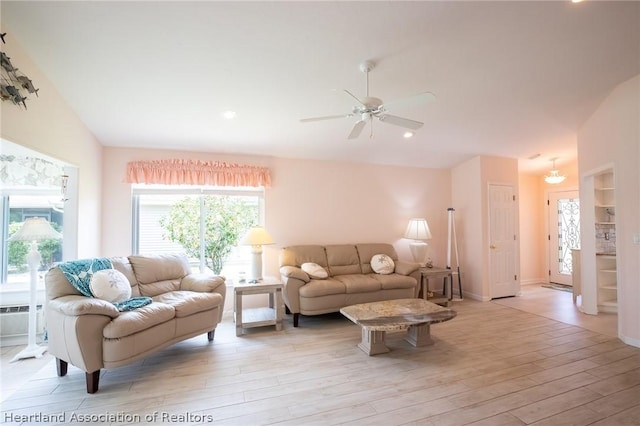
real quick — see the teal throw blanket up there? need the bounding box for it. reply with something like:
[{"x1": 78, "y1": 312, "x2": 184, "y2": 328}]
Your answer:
[{"x1": 58, "y1": 258, "x2": 152, "y2": 312}]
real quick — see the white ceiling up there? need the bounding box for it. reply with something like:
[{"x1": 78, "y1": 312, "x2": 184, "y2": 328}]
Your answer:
[{"x1": 2, "y1": 1, "x2": 639, "y2": 173}]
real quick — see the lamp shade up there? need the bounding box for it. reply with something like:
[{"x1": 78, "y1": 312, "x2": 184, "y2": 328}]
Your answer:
[
  {"x1": 403, "y1": 218, "x2": 432, "y2": 241},
  {"x1": 239, "y1": 226, "x2": 274, "y2": 246},
  {"x1": 8, "y1": 217, "x2": 62, "y2": 242}
]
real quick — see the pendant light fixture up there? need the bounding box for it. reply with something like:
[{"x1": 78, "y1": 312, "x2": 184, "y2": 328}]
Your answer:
[{"x1": 544, "y1": 158, "x2": 566, "y2": 184}]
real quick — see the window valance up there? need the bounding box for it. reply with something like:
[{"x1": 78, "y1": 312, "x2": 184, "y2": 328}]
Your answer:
[{"x1": 125, "y1": 159, "x2": 271, "y2": 188}]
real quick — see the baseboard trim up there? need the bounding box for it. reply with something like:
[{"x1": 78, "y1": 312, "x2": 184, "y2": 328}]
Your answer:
[
  {"x1": 520, "y1": 278, "x2": 547, "y2": 286},
  {"x1": 621, "y1": 334, "x2": 640, "y2": 349}
]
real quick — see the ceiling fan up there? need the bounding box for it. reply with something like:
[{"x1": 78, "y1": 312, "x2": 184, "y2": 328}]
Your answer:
[{"x1": 300, "y1": 61, "x2": 435, "y2": 139}]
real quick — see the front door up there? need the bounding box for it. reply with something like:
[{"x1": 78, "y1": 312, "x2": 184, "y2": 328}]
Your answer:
[
  {"x1": 489, "y1": 184, "x2": 518, "y2": 298},
  {"x1": 548, "y1": 190, "x2": 580, "y2": 285}
]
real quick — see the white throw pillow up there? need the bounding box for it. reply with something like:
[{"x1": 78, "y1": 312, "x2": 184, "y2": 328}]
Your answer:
[
  {"x1": 301, "y1": 262, "x2": 328, "y2": 279},
  {"x1": 371, "y1": 254, "x2": 395, "y2": 274},
  {"x1": 89, "y1": 269, "x2": 131, "y2": 303}
]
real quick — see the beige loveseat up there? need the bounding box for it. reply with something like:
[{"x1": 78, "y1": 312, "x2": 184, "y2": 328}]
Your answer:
[
  {"x1": 45, "y1": 253, "x2": 226, "y2": 393},
  {"x1": 279, "y1": 243, "x2": 420, "y2": 327}
]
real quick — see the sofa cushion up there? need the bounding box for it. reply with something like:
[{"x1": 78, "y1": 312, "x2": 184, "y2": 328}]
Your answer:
[
  {"x1": 325, "y1": 245, "x2": 361, "y2": 276},
  {"x1": 280, "y1": 245, "x2": 328, "y2": 268},
  {"x1": 301, "y1": 262, "x2": 328, "y2": 279},
  {"x1": 369, "y1": 273, "x2": 418, "y2": 290},
  {"x1": 371, "y1": 254, "x2": 395, "y2": 274},
  {"x1": 129, "y1": 253, "x2": 192, "y2": 296},
  {"x1": 90, "y1": 269, "x2": 132, "y2": 303},
  {"x1": 110, "y1": 256, "x2": 141, "y2": 297},
  {"x1": 103, "y1": 302, "x2": 175, "y2": 339},
  {"x1": 333, "y1": 274, "x2": 381, "y2": 293},
  {"x1": 129, "y1": 253, "x2": 192, "y2": 282},
  {"x1": 299, "y1": 279, "x2": 346, "y2": 297},
  {"x1": 153, "y1": 291, "x2": 223, "y2": 318}
]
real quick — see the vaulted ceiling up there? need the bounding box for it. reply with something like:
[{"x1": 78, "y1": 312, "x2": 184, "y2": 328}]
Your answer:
[{"x1": 2, "y1": 1, "x2": 639, "y2": 173}]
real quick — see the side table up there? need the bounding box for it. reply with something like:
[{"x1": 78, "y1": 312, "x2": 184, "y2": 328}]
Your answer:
[
  {"x1": 234, "y1": 277, "x2": 284, "y2": 336},
  {"x1": 419, "y1": 267, "x2": 453, "y2": 307}
]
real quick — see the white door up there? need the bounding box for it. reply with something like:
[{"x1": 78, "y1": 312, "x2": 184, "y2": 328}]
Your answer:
[
  {"x1": 548, "y1": 191, "x2": 580, "y2": 285},
  {"x1": 489, "y1": 184, "x2": 518, "y2": 298}
]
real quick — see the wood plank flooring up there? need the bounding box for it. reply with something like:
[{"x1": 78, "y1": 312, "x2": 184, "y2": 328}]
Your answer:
[{"x1": 1, "y1": 285, "x2": 638, "y2": 425}]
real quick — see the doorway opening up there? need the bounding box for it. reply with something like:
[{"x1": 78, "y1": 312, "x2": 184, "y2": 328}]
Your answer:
[{"x1": 548, "y1": 190, "x2": 580, "y2": 286}]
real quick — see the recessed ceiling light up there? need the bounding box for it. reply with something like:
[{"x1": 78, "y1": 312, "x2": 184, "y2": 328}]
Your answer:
[
  {"x1": 403, "y1": 131, "x2": 414, "y2": 139},
  {"x1": 571, "y1": 0, "x2": 583, "y2": 3},
  {"x1": 222, "y1": 110, "x2": 237, "y2": 120}
]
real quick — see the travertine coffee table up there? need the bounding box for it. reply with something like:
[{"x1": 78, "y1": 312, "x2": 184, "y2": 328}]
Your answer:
[{"x1": 340, "y1": 298, "x2": 456, "y2": 355}]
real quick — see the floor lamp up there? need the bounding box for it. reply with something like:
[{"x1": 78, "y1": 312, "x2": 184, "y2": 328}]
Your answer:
[
  {"x1": 404, "y1": 218, "x2": 432, "y2": 267},
  {"x1": 239, "y1": 226, "x2": 274, "y2": 283},
  {"x1": 8, "y1": 217, "x2": 62, "y2": 362}
]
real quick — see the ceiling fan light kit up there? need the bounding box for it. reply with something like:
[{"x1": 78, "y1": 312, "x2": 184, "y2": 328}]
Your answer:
[{"x1": 300, "y1": 61, "x2": 435, "y2": 140}]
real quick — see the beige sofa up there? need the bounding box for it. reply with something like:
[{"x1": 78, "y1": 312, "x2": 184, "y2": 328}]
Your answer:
[
  {"x1": 45, "y1": 253, "x2": 226, "y2": 393},
  {"x1": 279, "y1": 243, "x2": 420, "y2": 327}
]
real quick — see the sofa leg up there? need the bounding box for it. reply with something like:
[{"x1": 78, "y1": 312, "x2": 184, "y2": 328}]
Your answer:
[
  {"x1": 207, "y1": 330, "x2": 215, "y2": 341},
  {"x1": 293, "y1": 313, "x2": 299, "y2": 327},
  {"x1": 56, "y1": 358, "x2": 68, "y2": 377},
  {"x1": 86, "y1": 370, "x2": 100, "y2": 394}
]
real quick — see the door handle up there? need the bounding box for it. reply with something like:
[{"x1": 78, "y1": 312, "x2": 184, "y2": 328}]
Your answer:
[{"x1": 490, "y1": 244, "x2": 496, "y2": 249}]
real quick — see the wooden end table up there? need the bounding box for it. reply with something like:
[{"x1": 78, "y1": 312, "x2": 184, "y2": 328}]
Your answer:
[
  {"x1": 234, "y1": 277, "x2": 284, "y2": 336},
  {"x1": 419, "y1": 267, "x2": 453, "y2": 307}
]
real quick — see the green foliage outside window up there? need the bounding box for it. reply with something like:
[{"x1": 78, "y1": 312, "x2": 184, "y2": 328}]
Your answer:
[{"x1": 159, "y1": 195, "x2": 258, "y2": 275}]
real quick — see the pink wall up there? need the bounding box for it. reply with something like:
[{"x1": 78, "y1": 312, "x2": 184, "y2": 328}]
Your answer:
[
  {"x1": 518, "y1": 174, "x2": 545, "y2": 284},
  {"x1": 451, "y1": 157, "x2": 484, "y2": 300},
  {"x1": 452, "y1": 155, "x2": 520, "y2": 301},
  {"x1": 518, "y1": 158, "x2": 580, "y2": 286},
  {"x1": 0, "y1": 32, "x2": 103, "y2": 257},
  {"x1": 102, "y1": 147, "x2": 452, "y2": 277},
  {"x1": 578, "y1": 74, "x2": 640, "y2": 347}
]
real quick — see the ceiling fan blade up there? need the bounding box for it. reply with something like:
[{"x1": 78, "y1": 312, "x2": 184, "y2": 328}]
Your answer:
[
  {"x1": 342, "y1": 89, "x2": 364, "y2": 106},
  {"x1": 348, "y1": 120, "x2": 367, "y2": 139},
  {"x1": 377, "y1": 114, "x2": 424, "y2": 130},
  {"x1": 381, "y1": 92, "x2": 436, "y2": 112},
  {"x1": 300, "y1": 114, "x2": 351, "y2": 123}
]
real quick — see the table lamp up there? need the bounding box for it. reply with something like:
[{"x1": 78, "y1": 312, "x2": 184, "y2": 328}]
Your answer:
[
  {"x1": 7, "y1": 217, "x2": 62, "y2": 361},
  {"x1": 239, "y1": 226, "x2": 274, "y2": 283},
  {"x1": 403, "y1": 218, "x2": 432, "y2": 267}
]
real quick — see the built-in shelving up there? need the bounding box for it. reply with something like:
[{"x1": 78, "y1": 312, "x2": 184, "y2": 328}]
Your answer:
[{"x1": 594, "y1": 170, "x2": 617, "y2": 313}]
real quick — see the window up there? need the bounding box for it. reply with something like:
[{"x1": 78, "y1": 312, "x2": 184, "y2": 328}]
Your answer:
[
  {"x1": 132, "y1": 186, "x2": 263, "y2": 279},
  {"x1": 1, "y1": 144, "x2": 70, "y2": 287},
  {"x1": 1, "y1": 194, "x2": 64, "y2": 285}
]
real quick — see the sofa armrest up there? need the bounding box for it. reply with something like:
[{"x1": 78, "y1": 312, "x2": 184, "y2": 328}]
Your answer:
[
  {"x1": 280, "y1": 266, "x2": 310, "y2": 283},
  {"x1": 181, "y1": 274, "x2": 226, "y2": 294},
  {"x1": 280, "y1": 275, "x2": 307, "y2": 314},
  {"x1": 48, "y1": 295, "x2": 120, "y2": 318},
  {"x1": 395, "y1": 260, "x2": 420, "y2": 276}
]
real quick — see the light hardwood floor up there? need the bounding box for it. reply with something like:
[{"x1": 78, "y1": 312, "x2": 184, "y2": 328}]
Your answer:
[{"x1": 1, "y1": 284, "x2": 638, "y2": 425}]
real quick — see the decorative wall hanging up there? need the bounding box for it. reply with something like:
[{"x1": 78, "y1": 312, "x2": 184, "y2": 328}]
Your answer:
[{"x1": 0, "y1": 32, "x2": 39, "y2": 108}]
